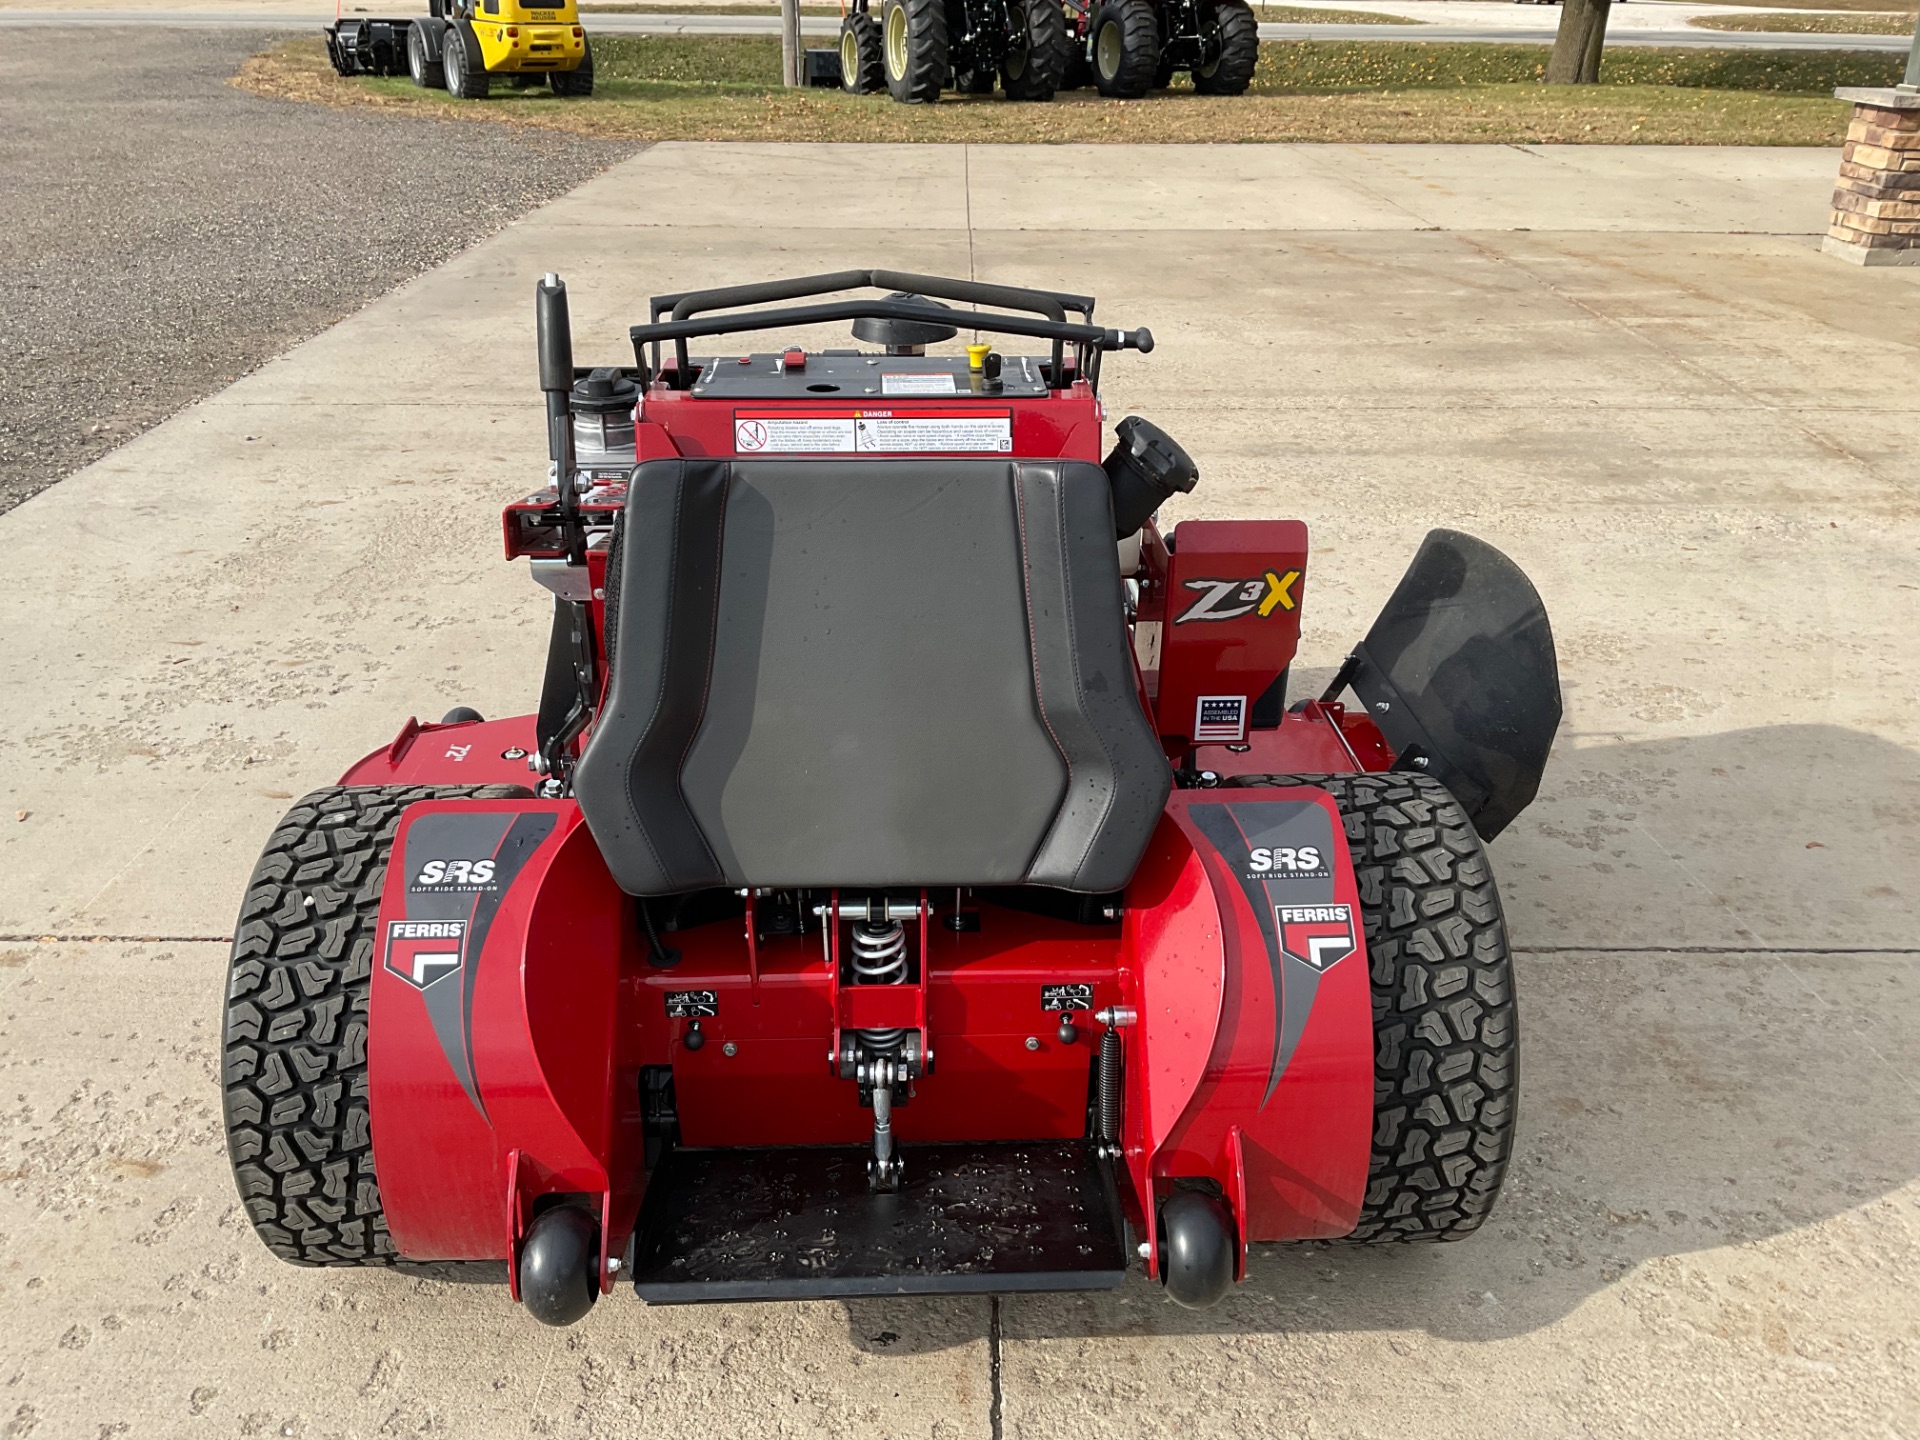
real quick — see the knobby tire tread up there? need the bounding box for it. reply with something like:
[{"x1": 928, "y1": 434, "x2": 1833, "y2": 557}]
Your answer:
[
  {"x1": 1092, "y1": 0, "x2": 1160, "y2": 98},
  {"x1": 1223, "y1": 771, "x2": 1518, "y2": 1242},
  {"x1": 886, "y1": 0, "x2": 949, "y2": 103},
  {"x1": 1002, "y1": 0, "x2": 1069, "y2": 100},
  {"x1": 222, "y1": 783, "x2": 528, "y2": 1266},
  {"x1": 1193, "y1": 0, "x2": 1258, "y2": 95}
]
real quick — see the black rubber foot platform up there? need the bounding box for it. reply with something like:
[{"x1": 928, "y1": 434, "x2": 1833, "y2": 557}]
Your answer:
[{"x1": 631, "y1": 1140, "x2": 1128, "y2": 1303}]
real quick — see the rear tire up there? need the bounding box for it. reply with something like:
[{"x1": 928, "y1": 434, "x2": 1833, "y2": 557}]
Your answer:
[
  {"x1": 1090, "y1": 0, "x2": 1158, "y2": 98},
  {"x1": 1059, "y1": 32, "x2": 1093, "y2": 90},
  {"x1": 222, "y1": 784, "x2": 529, "y2": 1265},
  {"x1": 1001, "y1": 0, "x2": 1067, "y2": 100},
  {"x1": 882, "y1": 0, "x2": 947, "y2": 104},
  {"x1": 407, "y1": 21, "x2": 445, "y2": 88},
  {"x1": 1222, "y1": 772, "x2": 1518, "y2": 1242},
  {"x1": 840, "y1": 10, "x2": 885, "y2": 93},
  {"x1": 1192, "y1": 0, "x2": 1258, "y2": 94},
  {"x1": 444, "y1": 20, "x2": 491, "y2": 99},
  {"x1": 550, "y1": 37, "x2": 594, "y2": 96}
]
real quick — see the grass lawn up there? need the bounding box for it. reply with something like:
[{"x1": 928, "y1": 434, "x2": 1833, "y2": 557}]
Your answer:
[
  {"x1": 237, "y1": 34, "x2": 1896, "y2": 144},
  {"x1": 1689, "y1": 9, "x2": 1915, "y2": 32}
]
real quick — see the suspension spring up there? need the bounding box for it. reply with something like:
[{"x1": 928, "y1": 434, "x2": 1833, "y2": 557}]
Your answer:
[
  {"x1": 851, "y1": 918, "x2": 907, "y2": 1052},
  {"x1": 1097, "y1": 1026, "x2": 1123, "y2": 1154}
]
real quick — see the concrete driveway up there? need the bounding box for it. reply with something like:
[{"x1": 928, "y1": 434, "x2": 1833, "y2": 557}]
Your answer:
[{"x1": 2, "y1": 142, "x2": 1916, "y2": 1439}]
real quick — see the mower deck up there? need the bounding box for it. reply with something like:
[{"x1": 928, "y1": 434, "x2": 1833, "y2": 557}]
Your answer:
[{"x1": 630, "y1": 1140, "x2": 1128, "y2": 1303}]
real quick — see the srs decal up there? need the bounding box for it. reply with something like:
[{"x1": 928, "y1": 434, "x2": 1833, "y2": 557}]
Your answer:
[
  {"x1": 1188, "y1": 798, "x2": 1354, "y2": 1106},
  {"x1": 396, "y1": 809, "x2": 558, "y2": 1119},
  {"x1": 412, "y1": 857, "x2": 499, "y2": 891}
]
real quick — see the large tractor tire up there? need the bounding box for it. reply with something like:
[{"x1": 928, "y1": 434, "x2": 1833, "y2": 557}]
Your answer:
[
  {"x1": 406, "y1": 20, "x2": 445, "y2": 89},
  {"x1": 1222, "y1": 771, "x2": 1518, "y2": 1242},
  {"x1": 1089, "y1": 0, "x2": 1159, "y2": 98},
  {"x1": 550, "y1": 37, "x2": 595, "y2": 96},
  {"x1": 1001, "y1": 0, "x2": 1068, "y2": 100},
  {"x1": 443, "y1": 20, "x2": 491, "y2": 99},
  {"x1": 882, "y1": 0, "x2": 948, "y2": 104},
  {"x1": 840, "y1": 10, "x2": 885, "y2": 93},
  {"x1": 222, "y1": 784, "x2": 528, "y2": 1265},
  {"x1": 1192, "y1": 0, "x2": 1258, "y2": 95}
]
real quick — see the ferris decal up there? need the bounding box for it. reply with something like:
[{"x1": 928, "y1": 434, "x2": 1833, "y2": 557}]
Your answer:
[
  {"x1": 384, "y1": 919, "x2": 467, "y2": 990},
  {"x1": 1173, "y1": 568, "x2": 1301, "y2": 625},
  {"x1": 1275, "y1": 904, "x2": 1356, "y2": 974}
]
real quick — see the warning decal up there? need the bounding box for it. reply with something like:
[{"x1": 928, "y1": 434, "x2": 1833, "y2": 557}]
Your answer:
[
  {"x1": 734, "y1": 414, "x2": 855, "y2": 453},
  {"x1": 735, "y1": 407, "x2": 1012, "y2": 455}
]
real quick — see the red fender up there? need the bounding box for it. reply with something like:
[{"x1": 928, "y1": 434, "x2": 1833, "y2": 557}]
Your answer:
[
  {"x1": 1124, "y1": 787, "x2": 1375, "y2": 1274},
  {"x1": 369, "y1": 799, "x2": 640, "y2": 1292}
]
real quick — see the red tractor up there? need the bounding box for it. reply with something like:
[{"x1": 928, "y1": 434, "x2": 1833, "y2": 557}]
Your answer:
[{"x1": 222, "y1": 270, "x2": 1558, "y2": 1323}]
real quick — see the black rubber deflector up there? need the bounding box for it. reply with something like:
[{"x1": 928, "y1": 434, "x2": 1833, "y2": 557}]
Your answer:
[{"x1": 631, "y1": 1141, "x2": 1128, "y2": 1303}]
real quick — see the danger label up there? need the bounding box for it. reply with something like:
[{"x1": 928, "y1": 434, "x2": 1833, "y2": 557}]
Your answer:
[
  {"x1": 734, "y1": 415, "x2": 855, "y2": 453},
  {"x1": 734, "y1": 408, "x2": 1012, "y2": 455}
]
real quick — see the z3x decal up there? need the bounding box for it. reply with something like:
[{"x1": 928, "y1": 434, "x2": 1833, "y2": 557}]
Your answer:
[{"x1": 1174, "y1": 569, "x2": 1301, "y2": 624}]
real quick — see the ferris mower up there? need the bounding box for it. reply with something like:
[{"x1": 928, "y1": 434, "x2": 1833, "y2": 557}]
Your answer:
[{"x1": 221, "y1": 269, "x2": 1559, "y2": 1324}]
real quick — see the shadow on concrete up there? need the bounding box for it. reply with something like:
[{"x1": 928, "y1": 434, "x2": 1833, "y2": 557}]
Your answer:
[{"x1": 839, "y1": 723, "x2": 1920, "y2": 1350}]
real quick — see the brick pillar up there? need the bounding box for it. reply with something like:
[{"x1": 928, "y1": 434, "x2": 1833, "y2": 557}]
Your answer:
[{"x1": 1826, "y1": 87, "x2": 1920, "y2": 266}]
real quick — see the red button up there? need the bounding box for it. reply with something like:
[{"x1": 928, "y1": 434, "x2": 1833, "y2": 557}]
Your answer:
[{"x1": 782, "y1": 348, "x2": 806, "y2": 371}]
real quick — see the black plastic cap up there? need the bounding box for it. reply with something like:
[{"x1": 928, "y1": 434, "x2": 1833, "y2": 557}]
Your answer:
[
  {"x1": 1103, "y1": 416, "x2": 1199, "y2": 539},
  {"x1": 572, "y1": 366, "x2": 639, "y2": 414},
  {"x1": 537, "y1": 274, "x2": 574, "y2": 395},
  {"x1": 519, "y1": 1206, "x2": 600, "y2": 1327},
  {"x1": 852, "y1": 293, "x2": 959, "y2": 349}
]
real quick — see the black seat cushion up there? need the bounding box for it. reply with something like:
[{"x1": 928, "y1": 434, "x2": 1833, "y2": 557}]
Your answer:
[{"x1": 573, "y1": 457, "x2": 1169, "y2": 894}]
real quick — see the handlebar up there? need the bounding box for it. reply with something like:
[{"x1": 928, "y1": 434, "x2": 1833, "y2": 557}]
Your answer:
[{"x1": 629, "y1": 271, "x2": 1149, "y2": 388}]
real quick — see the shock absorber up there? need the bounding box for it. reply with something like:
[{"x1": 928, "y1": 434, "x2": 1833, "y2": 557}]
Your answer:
[
  {"x1": 850, "y1": 917, "x2": 908, "y2": 1056},
  {"x1": 816, "y1": 897, "x2": 923, "y2": 1192}
]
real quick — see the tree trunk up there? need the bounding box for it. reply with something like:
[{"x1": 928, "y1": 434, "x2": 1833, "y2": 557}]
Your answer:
[
  {"x1": 780, "y1": 0, "x2": 802, "y2": 85},
  {"x1": 1545, "y1": 0, "x2": 1610, "y2": 84}
]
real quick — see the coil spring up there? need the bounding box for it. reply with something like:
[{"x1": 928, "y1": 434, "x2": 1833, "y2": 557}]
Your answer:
[
  {"x1": 851, "y1": 918, "x2": 907, "y2": 1052},
  {"x1": 1098, "y1": 1027, "x2": 1122, "y2": 1148}
]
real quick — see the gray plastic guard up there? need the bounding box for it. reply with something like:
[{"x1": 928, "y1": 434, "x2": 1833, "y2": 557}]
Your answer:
[{"x1": 1346, "y1": 529, "x2": 1561, "y2": 840}]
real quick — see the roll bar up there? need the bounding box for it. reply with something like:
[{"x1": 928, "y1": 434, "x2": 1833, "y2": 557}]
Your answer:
[{"x1": 629, "y1": 270, "x2": 1152, "y2": 389}]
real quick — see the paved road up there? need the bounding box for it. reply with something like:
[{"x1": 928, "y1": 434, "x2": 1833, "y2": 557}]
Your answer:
[
  {"x1": 2, "y1": 139, "x2": 1917, "y2": 1439},
  {"x1": 0, "y1": 27, "x2": 640, "y2": 514},
  {"x1": 0, "y1": 5, "x2": 1908, "y2": 47}
]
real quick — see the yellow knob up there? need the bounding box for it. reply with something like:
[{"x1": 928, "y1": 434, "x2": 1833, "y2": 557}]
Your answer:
[{"x1": 966, "y1": 343, "x2": 992, "y2": 372}]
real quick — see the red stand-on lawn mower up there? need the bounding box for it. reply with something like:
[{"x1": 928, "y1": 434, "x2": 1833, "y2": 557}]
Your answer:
[{"x1": 222, "y1": 270, "x2": 1559, "y2": 1324}]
